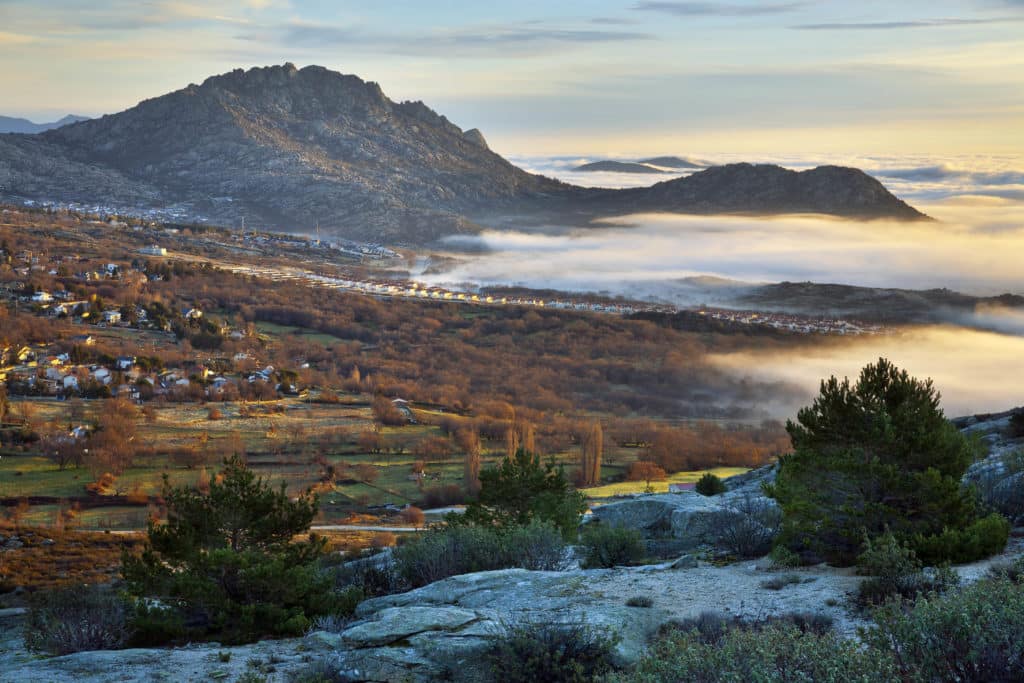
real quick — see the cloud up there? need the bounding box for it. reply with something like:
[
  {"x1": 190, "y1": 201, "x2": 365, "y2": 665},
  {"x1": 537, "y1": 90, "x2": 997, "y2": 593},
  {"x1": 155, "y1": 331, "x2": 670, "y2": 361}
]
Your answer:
[
  {"x1": 871, "y1": 164, "x2": 1024, "y2": 186},
  {"x1": 0, "y1": 30, "x2": 36, "y2": 45},
  {"x1": 708, "y1": 326, "x2": 1024, "y2": 418},
  {"x1": 244, "y1": 20, "x2": 654, "y2": 56},
  {"x1": 793, "y1": 17, "x2": 1022, "y2": 30},
  {"x1": 632, "y1": 1, "x2": 805, "y2": 16}
]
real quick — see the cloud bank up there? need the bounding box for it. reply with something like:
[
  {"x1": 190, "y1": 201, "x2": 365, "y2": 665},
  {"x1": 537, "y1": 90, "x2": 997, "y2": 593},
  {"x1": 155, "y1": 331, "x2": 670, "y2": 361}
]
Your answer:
[{"x1": 708, "y1": 326, "x2": 1024, "y2": 418}]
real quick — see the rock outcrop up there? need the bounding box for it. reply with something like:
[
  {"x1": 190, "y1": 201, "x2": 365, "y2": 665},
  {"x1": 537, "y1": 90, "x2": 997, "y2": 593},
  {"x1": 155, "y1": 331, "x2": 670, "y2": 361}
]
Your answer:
[{"x1": 319, "y1": 568, "x2": 669, "y2": 681}]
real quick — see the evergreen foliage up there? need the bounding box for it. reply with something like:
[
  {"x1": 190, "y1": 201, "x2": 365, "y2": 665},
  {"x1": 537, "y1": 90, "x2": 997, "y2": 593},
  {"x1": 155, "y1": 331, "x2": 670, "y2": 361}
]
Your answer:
[
  {"x1": 460, "y1": 448, "x2": 587, "y2": 539},
  {"x1": 123, "y1": 456, "x2": 354, "y2": 644},
  {"x1": 768, "y1": 358, "x2": 1007, "y2": 565}
]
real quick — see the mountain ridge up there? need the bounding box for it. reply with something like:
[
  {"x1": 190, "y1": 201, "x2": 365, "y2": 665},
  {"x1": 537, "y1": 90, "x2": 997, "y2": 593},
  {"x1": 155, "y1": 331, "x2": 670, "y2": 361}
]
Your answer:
[
  {"x1": 0, "y1": 63, "x2": 928, "y2": 243},
  {"x1": 0, "y1": 114, "x2": 89, "y2": 135}
]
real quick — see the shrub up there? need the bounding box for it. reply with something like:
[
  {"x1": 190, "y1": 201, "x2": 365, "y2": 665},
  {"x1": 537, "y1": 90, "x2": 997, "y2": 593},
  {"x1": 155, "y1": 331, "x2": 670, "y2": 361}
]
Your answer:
[
  {"x1": 619, "y1": 621, "x2": 891, "y2": 682},
  {"x1": 505, "y1": 521, "x2": 570, "y2": 572},
  {"x1": 207, "y1": 407, "x2": 223, "y2": 420},
  {"x1": 580, "y1": 524, "x2": 645, "y2": 569},
  {"x1": 127, "y1": 601, "x2": 186, "y2": 647},
  {"x1": 393, "y1": 521, "x2": 567, "y2": 588},
  {"x1": 122, "y1": 456, "x2": 353, "y2": 644},
  {"x1": 713, "y1": 494, "x2": 781, "y2": 559},
  {"x1": 910, "y1": 512, "x2": 1010, "y2": 565},
  {"x1": 694, "y1": 472, "x2": 726, "y2": 496},
  {"x1": 1009, "y1": 411, "x2": 1024, "y2": 438},
  {"x1": 329, "y1": 558, "x2": 398, "y2": 599},
  {"x1": 855, "y1": 533, "x2": 959, "y2": 607},
  {"x1": 865, "y1": 576, "x2": 1024, "y2": 682},
  {"x1": 399, "y1": 506, "x2": 425, "y2": 527},
  {"x1": 986, "y1": 555, "x2": 1024, "y2": 582},
  {"x1": 973, "y1": 452, "x2": 1024, "y2": 524},
  {"x1": 287, "y1": 655, "x2": 356, "y2": 683},
  {"x1": 658, "y1": 611, "x2": 835, "y2": 644},
  {"x1": 770, "y1": 358, "x2": 1005, "y2": 566},
  {"x1": 24, "y1": 585, "x2": 129, "y2": 655},
  {"x1": 625, "y1": 595, "x2": 654, "y2": 608},
  {"x1": 760, "y1": 574, "x2": 805, "y2": 590},
  {"x1": 484, "y1": 618, "x2": 620, "y2": 683},
  {"x1": 461, "y1": 449, "x2": 587, "y2": 540},
  {"x1": 419, "y1": 484, "x2": 465, "y2": 508}
]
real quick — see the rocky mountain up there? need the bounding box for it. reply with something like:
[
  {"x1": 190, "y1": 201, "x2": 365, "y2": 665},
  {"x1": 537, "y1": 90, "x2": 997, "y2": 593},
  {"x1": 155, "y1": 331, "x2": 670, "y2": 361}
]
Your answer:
[
  {"x1": 0, "y1": 114, "x2": 89, "y2": 134},
  {"x1": 610, "y1": 164, "x2": 926, "y2": 220},
  {"x1": 638, "y1": 155, "x2": 706, "y2": 169},
  {"x1": 573, "y1": 160, "x2": 670, "y2": 174},
  {"x1": 0, "y1": 64, "x2": 928, "y2": 243}
]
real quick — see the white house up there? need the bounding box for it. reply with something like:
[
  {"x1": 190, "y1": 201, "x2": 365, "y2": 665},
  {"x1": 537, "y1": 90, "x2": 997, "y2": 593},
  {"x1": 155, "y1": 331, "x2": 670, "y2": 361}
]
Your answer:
[
  {"x1": 63, "y1": 375, "x2": 79, "y2": 390},
  {"x1": 31, "y1": 291, "x2": 53, "y2": 303},
  {"x1": 102, "y1": 310, "x2": 122, "y2": 324}
]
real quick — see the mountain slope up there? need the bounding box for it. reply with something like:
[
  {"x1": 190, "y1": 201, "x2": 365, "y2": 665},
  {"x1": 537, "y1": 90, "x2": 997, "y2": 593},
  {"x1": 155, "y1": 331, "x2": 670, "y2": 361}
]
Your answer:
[
  {"x1": 0, "y1": 64, "x2": 928, "y2": 242},
  {"x1": 0, "y1": 114, "x2": 89, "y2": 134},
  {"x1": 573, "y1": 160, "x2": 669, "y2": 174}
]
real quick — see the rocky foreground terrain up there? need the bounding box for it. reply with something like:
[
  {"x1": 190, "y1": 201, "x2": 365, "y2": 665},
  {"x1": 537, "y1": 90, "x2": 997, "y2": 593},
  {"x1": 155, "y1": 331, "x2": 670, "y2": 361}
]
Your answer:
[
  {"x1": 0, "y1": 64, "x2": 926, "y2": 244},
  {"x1": 1, "y1": 411, "x2": 1019, "y2": 682}
]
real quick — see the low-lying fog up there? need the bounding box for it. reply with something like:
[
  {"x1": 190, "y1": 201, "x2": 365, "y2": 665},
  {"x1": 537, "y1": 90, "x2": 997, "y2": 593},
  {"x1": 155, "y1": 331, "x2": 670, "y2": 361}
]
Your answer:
[
  {"x1": 427, "y1": 197, "x2": 1024, "y2": 299},
  {"x1": 709, "y1": 325, "x2": 1024, "y2": 420}
]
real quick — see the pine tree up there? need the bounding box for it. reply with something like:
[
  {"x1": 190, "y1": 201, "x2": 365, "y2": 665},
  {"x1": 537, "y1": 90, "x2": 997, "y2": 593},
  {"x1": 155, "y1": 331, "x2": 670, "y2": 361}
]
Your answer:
[
  {"x1": 769, "y1": 358, "x2": 1008, "y2": 566},
  {"x1": 123, "y1": 456, "x2": 350, "y2": 643}
]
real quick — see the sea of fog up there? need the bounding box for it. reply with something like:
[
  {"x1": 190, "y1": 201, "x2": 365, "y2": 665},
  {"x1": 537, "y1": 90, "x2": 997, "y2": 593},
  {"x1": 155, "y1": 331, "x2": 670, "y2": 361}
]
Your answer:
[
  {"x1": 420, "y1": 153, "x2": 1024, "y2": 417},
  {"x1": 708, "y1": 326, "x2": 1024, "y2": 419}
]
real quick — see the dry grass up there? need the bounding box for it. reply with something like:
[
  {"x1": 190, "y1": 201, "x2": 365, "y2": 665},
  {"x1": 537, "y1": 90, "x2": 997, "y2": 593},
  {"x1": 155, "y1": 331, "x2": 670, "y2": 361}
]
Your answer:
[{"x1": 0, "y1": 524, "x2": 144, "y2": 594}]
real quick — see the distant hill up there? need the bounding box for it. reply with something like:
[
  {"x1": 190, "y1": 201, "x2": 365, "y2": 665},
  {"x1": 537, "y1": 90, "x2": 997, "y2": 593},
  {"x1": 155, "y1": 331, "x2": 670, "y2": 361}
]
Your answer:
[
  {"x1": 573, "y1": 160, "x2": 669, "y2": 174},
  {"x1": 637, "y1": 156, "x2": 706, "y2": 169},
  {"x1": 0, "y1": 64, "x2": 928, "y2": 243},
  {"x1": 0, "y1": 114, "x2": 89, "y2": 134}
]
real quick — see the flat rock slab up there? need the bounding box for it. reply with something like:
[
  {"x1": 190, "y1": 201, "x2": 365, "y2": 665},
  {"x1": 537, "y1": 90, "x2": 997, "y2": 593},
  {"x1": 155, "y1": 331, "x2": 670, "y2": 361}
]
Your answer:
[{"x1": 342, "y1": 606, "x2": 480, "y2": 647}]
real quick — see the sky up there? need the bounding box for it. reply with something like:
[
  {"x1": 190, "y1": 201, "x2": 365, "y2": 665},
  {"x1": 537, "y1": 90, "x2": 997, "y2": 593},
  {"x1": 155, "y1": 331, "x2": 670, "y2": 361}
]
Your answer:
[{"x1": 1, "y1": 0, "x2": 1023, "y2": 157}]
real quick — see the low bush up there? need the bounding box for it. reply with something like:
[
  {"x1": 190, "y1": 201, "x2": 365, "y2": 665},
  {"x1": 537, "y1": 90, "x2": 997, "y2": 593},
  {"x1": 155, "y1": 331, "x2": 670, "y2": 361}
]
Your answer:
[
  {"x1": 393, "y1": 521, "x2": 567, "y2": 588},
  {"x1": 329, "y1": 557, "x2": 399, "y2": 599},
  {"x1": 619, "y1": 621, "x2": 891, "y2": 682},
  {"x1": 760, "y1": 573, "x2": 805, "y2": 591},
  {"x1": 484, "y1": 618, "x2": 620, "y2": 683},
  {"x1": 694, "y1": 472, "x2": 726, "y2": 496},
  {"x1": 625, "y1": 595, "x2": 654, "y2": 608},
  {"x1": 910, "y1": 512, "x2": 1010, "y2": 566},
  {"x1": 865, "y1": 576, "x2": 1024, "y2": 682},
  {"x1": 419, "y1": 484, "x2": 465, "y2": 509},
  {"x1": 127, "y1": 601, "x2": 187, "y2": 647},
  {"x1": 1009, "y1": 411, "x2": 1024, "y2": 438},
  {"x1": 658, "y1": 611, "x2": 835, "y2": 644},
  {"x1": 974, "y1": 452, "x2": 1024, "y2": 524},
  {"x1": 287, "y1": 655, "x2": 356, "y2": 683},
  {"x1": 714, "y1": 495, "x2": 781, "y2": 559},
  {"x1": 24, "y1": 585, "x2": 129, "y2": 655},
  {"x1": 986, "y1": 555, "x2": 1024, "y2": 582},
  {"x1": 580, "y1": 524, "x2": 645, "y2": 569},
  {"x1": 855, "y1": 533, "x2": 959, "y2": 607}
]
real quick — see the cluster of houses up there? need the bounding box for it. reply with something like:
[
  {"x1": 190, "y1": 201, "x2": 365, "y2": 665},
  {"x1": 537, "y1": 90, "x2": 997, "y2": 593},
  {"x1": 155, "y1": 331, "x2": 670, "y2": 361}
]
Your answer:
[
  {"x1": 697, "y1": 307, "x2": 885, "y2": 335},
  {"x1": 0, "y1": 343, "x2": 294, "y2": 400}
]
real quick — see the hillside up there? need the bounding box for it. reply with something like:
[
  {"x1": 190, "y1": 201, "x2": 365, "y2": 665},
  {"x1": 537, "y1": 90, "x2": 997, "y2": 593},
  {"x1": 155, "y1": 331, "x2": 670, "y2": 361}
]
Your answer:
[
  {"x1": 0, "y1": 64, "x2": 928, "y2": 243},
  {"x1": 0, "y1": 114, "x2": 88, "y2": 134},
  {"x1": 573, "y1": 160, "x2": 669, "y2": 174}
]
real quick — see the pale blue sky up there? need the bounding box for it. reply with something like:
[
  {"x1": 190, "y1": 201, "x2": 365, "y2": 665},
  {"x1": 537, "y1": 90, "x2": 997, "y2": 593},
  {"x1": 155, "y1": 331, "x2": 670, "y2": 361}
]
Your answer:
[{"x1": 1, "y1": 0, "x2": 1022, "y2": 155}]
